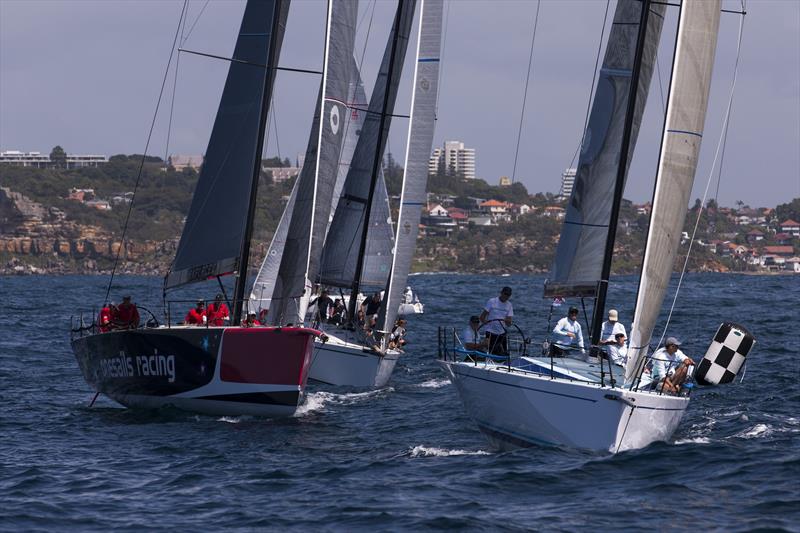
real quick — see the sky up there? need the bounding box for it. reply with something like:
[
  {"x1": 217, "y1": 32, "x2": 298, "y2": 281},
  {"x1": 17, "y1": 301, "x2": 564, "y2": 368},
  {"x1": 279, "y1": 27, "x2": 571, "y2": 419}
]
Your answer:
[{"x1": 1, "y1": 0, "x2": 798, "y2": 208}]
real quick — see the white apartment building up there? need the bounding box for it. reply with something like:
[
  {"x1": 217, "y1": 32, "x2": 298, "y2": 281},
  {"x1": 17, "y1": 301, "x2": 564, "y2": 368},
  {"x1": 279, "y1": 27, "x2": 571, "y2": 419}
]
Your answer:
[
  {"x1": 558, "y1": 168, "x2": 576, "y2": 201},
  {"x1": 428, "y1": 140, "x2": 476, "y2": 180},
  {"x1": 0, "y1": 150, "x2": 108, "y2": 169}
]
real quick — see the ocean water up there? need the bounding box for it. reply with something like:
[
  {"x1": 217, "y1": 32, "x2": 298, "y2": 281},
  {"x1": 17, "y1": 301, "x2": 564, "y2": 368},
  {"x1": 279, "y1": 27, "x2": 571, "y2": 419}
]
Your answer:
[{"x1": 1, "y1": 273, "x2": 798, "y2": 531}]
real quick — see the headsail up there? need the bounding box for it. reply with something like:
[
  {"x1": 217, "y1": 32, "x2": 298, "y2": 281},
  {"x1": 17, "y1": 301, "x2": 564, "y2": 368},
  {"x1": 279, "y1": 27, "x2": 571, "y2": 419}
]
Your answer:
[
  {"x1": 543, "y1": 0, "x2": 665, "y2": 298},
  {"x1": 625, "y1": 0, "x2": 721, "y2": 383},
  {"x1": 267, "y1": 0, "x2": 358, "y2": 326},
  {"x1": 165, "y1": 0, "x2": 290, "y2": 289},
  {"x1": 318, "y1": 0, "x2": 416, "y2": 297},
  {"x1": 377, "y1": 0, "x2": 444, "y2": 335}
]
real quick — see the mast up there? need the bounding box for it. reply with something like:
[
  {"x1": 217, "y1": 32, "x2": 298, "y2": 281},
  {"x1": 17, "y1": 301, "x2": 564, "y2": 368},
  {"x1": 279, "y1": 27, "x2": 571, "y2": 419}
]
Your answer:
[
  {"x1": 589, "y1": 0, "x2": 653, "y2": 347},
  {"x1": 232, "y1": 0, "x2": 287, "y2": 325},
  {"x1": 347, "y1": 0, "x2": 407, "y2": 323}
]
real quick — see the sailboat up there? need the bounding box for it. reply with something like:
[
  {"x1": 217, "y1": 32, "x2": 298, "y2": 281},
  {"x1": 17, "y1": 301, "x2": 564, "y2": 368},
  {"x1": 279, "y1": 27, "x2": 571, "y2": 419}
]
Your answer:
[
  {"x1": 69, "y1": 0, "x2": 355, "y2": 417},
  {"x1": 251, "y1": 0, "x2": 444, "y2": 388},
  {"x1": 439, "y1": 0, "x2": 749, "y2": 452}
]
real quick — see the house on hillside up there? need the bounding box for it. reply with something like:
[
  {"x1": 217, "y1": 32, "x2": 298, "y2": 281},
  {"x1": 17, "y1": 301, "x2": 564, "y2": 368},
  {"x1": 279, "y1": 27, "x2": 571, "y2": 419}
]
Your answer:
[
  {"x1": 168, "y1": 154, "x2": 203, "y2": 171},
  {"x1": 746, "y1": 229, "x2": 764, "y2": 243},
  {"x1": 762, "y1": 245, "x2": 794, "y2": 257},
  {"x1": 446, "y1": 207, "x2": 469, "y2": 228},
  {"x1": 774, "y1": 232, "x2": 792, "y2": 245},
  {"x1": 779, "y1": 219, "x2": 800, "y2": 237},
  {"x1": 479, "y1": 199, "x2": 511, "y2": 223},
  {"x1": 428, "y1": 204, "x2": 448, "y2": 217},
  {"x1": 543, "y1": 206, "x2": 565, "y2": 219}
]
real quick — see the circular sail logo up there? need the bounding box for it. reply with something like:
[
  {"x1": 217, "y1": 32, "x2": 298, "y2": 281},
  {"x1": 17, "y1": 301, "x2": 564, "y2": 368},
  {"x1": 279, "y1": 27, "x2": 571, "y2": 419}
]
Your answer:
[
  {"x1": 403, "y1": 220, "x2": 412, "y2": 234},
  {"x1": 330, "y1": 105, "x2": 340, "y2": 135},
  {"x1": 419, "y1": 78, "x2": 430, "y2": 92}
]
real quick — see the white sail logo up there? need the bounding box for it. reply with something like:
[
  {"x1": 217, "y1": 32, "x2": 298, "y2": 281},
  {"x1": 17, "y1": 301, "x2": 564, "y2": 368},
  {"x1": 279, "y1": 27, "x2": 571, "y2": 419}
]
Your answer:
[{"x1": 330, "y1": 104, "x2": 340, "y2": 135}]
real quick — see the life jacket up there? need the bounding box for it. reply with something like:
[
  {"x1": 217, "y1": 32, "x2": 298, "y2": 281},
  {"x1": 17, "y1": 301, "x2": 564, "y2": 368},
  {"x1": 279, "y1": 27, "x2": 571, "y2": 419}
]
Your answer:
[
  {"x1": 115, "y1": 303, "x2": 140, "y2": 328},
  {"x1": 185, "y1": 308, "x2": 206, "y2": 325}
]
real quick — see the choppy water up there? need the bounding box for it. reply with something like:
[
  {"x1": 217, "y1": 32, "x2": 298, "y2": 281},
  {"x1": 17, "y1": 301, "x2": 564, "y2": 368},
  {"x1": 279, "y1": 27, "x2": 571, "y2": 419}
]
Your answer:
[{"x1": 1, "y1": 273, "x2": 798, "y2": 531}]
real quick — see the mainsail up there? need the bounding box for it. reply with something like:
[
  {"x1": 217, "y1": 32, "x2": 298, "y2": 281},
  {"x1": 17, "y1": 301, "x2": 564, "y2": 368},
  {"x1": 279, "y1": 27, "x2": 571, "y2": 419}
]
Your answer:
[
  {"x1": 166, "y1": 0, "x2": 290, "y2": 289},
  {"x1": 625, "y1": 0, "x2": 721, "y2": 383},
  {"x1": 318, "y1": 0, "x2": 416, "y2": 295},
  {"x1": 544, "y1": 0, "x2": 665, "y2": 298},
  {"x1": 249, "y1": 57, "x2": 366, "y2": 312},
  {"x1": 267, "y1": 0, "x2": 357, "y2": 326},
  {"x1": 377, "y1": 0, "x2": 444, "y2": 335}
]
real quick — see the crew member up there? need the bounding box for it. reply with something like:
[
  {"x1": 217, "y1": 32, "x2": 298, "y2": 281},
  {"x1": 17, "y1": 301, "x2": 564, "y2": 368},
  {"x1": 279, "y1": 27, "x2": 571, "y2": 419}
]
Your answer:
[
  {"x1": 359, "y1": 292, "x2": 382, "y2": 331},
  {"x1": 115, "y1": 296, "x2": 140, "y2": 330},
  {"x1": 651, "y1": 337, "x2": 695, "y2": 394},
  {"x1": 388, "y1": 318, "x2": 408, "y2": 351},
  {"x1": 98, "y1": 303, "x2": 115, "y2": 333},
  {"x1": 600, "y1": 309, "x2": 627, "y2": 345},
  {"x1": 244, "y1": 312, "x2": 261, "y2": 327},
  {"x1": 552, "y1": 306, "x2": 585, "y2": 355},
  {"x1": 310, "y1": 289, "x2": 334, "y2": 323},
  {"x1": 607, "y1": 332, "x2": 628, "y2": 367},
  {"x1": 184, "y1": 299, "x2": 207, "y2": 326},
  {"x1": 461, "y1": 315, "x2": 488, "y2": 351},
  {"x1": 206, "y1": 294, "x2": 230, "y2": 326},
  {"x1": 480, "y1": 286, "x2": 514, "y2": 356}
]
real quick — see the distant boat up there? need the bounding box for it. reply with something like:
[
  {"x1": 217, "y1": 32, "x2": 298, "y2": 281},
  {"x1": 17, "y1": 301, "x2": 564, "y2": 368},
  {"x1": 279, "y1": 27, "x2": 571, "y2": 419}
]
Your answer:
[
  {"x1": 69, "y1": 0, "x2": 354, "y2": 417},
  {"x1": 440, "y1": 0, "x2": 753, "y2": 452}
]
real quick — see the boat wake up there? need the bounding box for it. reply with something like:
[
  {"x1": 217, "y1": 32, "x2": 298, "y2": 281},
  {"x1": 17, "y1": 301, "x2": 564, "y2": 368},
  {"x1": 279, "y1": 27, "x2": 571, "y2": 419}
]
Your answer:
[
  {"x1": 417, "y1": 378, "x2": 450, "y2": 389},
  {"x1": 406, "y1": 445, "x2": 491, "y2": 458},
  {"x1": 295, "y1": 387, "x2": 395, "y2": 417},
  {"x1": 217, "y1": 416, "x2": 242, "y2": 424}
]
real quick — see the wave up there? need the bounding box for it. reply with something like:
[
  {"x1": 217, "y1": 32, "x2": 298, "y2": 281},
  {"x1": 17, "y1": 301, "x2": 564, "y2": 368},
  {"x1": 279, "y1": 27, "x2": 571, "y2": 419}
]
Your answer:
[
  {"x1": 674, "y1": 437, "x2": 712, "y2": 445},
  {"x1": 217, "y1": 416, "x2": 241, "y2": 424},
  {"x1": 417, "y1": 378, "x2": 450, "y2": 389},
  {"x1": 406, "y1": 445, "x2": 491, "y2": 458},
  {"x1": 295, "y1": 387, "x2": 395, "y2": 417}
]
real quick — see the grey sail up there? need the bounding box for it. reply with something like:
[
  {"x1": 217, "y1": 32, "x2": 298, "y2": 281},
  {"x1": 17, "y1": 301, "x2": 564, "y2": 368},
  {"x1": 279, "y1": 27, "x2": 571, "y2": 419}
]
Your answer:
[
  {"x1": 249, "y1": 56, "x2": 365, "y2": 313},
  {"x1": 377, "y1": 0, "x2": 443, "y2": 334},
  {"x1": 625, "y1": 0, "x2": 721, "y2": 383},
  {"x1": 317, "y1": 0, "x2": 416, "y2": 291},
  {"x1": 166, "y1": 0, "x2": 289, "y2": 289},
  {"x1": 544, "y1": 0, "x2": 665, "y2": 298},
  {"x1": 267, "y1": 0, "x2": 358, "y2": 326}
]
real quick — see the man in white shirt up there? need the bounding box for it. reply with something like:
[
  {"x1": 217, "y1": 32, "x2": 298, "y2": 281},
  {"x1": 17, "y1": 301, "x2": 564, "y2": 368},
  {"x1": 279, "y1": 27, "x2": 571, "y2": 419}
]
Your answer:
[
  {"x1": 552, "y1": 306, "x2": 585, "y2": 355},
  {"x1": 651, "y1": 337, "x2": 696, "y2": 394},
  {"x1": 479, "y1": 287, "x2": 514, "y2": 355},
  {"x1": 460, "y1": 315, "x2": 488, "y2": 351},
  {"x1": 607, "y1": 332, "x2": 628, "y2": 367},
  {"x1": 600, "y1": 309, "x2": 627, "y2": 345}
]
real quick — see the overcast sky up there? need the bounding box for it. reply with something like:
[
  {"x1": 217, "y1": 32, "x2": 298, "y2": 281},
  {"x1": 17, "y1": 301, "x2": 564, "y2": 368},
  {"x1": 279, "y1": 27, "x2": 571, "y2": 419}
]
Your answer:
[{"x1": 1, "y1": 0, "x2": 798, "y2": 207}]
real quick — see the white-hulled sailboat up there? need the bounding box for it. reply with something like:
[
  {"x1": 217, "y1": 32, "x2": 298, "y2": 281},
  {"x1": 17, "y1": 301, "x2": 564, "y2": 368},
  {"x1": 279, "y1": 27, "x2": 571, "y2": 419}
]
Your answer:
[{"x1": 440, "y1": 0, "x2": 751, "y2": 452}]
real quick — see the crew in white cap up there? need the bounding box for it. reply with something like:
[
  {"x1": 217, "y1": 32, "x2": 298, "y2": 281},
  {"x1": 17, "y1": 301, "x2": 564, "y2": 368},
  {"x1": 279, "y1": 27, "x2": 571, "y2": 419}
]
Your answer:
[
  {"x1": 651, "y1": 337, "x2": 696, "y2": 394},
  {"x1": 600, "y1": 309, "x2": 626, "y2": 345}
]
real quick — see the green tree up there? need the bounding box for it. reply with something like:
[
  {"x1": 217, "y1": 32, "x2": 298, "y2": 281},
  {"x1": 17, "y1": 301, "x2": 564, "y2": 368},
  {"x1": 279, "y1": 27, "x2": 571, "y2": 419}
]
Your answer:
[{"x1": 50, "y1": 145, "x2": 67, "y2": 168}]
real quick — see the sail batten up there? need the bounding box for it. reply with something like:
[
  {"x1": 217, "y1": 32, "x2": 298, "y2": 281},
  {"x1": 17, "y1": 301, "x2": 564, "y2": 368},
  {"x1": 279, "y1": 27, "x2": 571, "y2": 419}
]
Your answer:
[
  {"x1": 625, "y1": 0, "x2": 721, "y2": 383},
  {"x1": 166, "y1": 0, "x2": 289, "y2": 290},
  {"x1": 543, "y1": 0, "x2": 665, "y2": 298},
  {"x1": 377, "y1": 0, "x2": 444, "y2": 335}
]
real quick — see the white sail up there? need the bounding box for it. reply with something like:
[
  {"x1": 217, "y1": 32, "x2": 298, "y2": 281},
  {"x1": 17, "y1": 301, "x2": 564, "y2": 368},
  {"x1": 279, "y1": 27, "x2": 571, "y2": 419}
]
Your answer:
[
  {"x1": 377, "y1": 0, "x2": 443, "y2": 336},
  {"x1": 625, "y1": 0, "x2": 721, "y2": 383}
]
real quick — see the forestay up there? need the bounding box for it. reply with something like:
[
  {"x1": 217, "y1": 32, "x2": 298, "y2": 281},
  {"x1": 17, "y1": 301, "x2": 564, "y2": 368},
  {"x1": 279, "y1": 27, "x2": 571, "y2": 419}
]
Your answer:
[
  {"x1": 544, "y1": 0, "x2": 665, "y2": 298},
  {"x1": 166, "y1": 0, "x2": 290, "y2": 289},
  {"x1": 626, "y1": 0, "x2": 721, "y2": 383},
  {"x1": 267, "y1": 0, "x2": 357, "y2": 325},
  {"x1": 318, "y1": 0, "x2": 416, "y2": 292},
  {"x1": 377, "y1": 0, "x2": 444, "y2": 335}
]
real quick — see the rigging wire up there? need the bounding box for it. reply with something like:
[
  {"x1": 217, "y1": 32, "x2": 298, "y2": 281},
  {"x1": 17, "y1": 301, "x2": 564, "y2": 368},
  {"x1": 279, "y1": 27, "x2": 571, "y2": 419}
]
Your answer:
[
  {"x1": 657, "y1": 1, "x2": 746, "y2": 349},
  {"x1": 104, "y1": 0, "x2": 189, "y2": 304},
  {"x1": 163, "y1": 7, "x2": 189, "y2": 169},
  {"x1": 510, "y1": 0, "x2": 541, "y2": 184},
  {"x1": 566, "y1": 0, "x2": 612, "y2": 173},
  {"x1": 180, "y1": 0, "x2": 211, "y2": 47}
]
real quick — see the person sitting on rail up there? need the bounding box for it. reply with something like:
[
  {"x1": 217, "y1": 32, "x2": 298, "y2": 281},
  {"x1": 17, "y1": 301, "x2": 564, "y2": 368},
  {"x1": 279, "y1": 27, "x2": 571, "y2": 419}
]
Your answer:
[
  {"x1": 651, "y1": 337, "x2": 696, "y2": 394},
  {"x1": 206, "y1": 294, "x2": 230, "y2": 326},
  {"x1": 552, "y1": 306, "x2": 585, "y2": 356},
  {"x1": 98, "y1": 303, "x2": 115, "y2": 332},
  {"x1": 243, "y1": 312, "x2": 261, "y2": 327},
  {"x1": 600, "y1": 309, "x2": 627, "y2": 345},
  {"x1": 114, "y1": 296, "x2": 140, "y2": 330},
  {"x1": 184, "y1": 299, "x2": 207, "y2": 326},
  {"x1": 461, "y1": 315, "x2": 488, "y2": 351},
  {"x1": 388, "y1": 318, "x2": 408, "y2": 351},
  {"x1": 607, "y1": 332, "x2": 628, "y2": 367}
]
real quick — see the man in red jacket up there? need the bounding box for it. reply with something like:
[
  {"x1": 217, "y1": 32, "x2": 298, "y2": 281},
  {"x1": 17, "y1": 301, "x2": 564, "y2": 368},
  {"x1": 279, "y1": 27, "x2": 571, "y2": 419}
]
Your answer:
[
  {"x1": 184, "y1": 300, "x2": 207, "y2": 326},
  {"x1": 206, "y1": 294, "x2": 230, "y2": 326},
  {"x1": 115, "y1": 296, "x2": 140, "y2": 330}
]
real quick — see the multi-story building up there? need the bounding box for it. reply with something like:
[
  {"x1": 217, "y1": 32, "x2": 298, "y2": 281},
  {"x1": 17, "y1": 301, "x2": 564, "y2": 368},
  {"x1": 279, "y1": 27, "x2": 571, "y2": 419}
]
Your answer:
[
  {"x1": 428, "y1": 140, "x2": 476, "y2": 180},
  {"x1": 168, "y1": 154, "x2": 203, "y2": 171},
  {"x1": 557, "y1": 168, "x2": 576, "y2": 201},
  {"x1": 262, "y1": 166, "x2": 301, "y2": 183},
  {"x1": 0, "y1": 150, "x2": 108, "y2": 169}
]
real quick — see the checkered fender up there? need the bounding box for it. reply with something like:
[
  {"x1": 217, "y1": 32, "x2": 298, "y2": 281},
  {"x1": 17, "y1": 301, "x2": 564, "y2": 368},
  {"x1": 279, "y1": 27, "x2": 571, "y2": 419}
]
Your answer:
[{"x1": 696, "y1": 322, "x2": 755, "y2": 385}]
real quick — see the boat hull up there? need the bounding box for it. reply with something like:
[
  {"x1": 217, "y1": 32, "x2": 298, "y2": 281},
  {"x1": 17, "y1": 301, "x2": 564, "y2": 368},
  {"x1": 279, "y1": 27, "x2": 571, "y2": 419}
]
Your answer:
[
  {"x1": 441, "y1": 360, "x2": 689, "y2": 453},
  {"x1": 309, "y1": 333, "x2": 399, "y2": 388},
  {"x1": 71, "y1": 326, "x2": 317, "y2": 417}
]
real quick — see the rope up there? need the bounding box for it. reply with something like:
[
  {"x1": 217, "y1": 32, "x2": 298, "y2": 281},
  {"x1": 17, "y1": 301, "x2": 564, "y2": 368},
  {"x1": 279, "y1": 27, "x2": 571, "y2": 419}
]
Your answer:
[
  {"x1": 656, "y1": 2, "x2": 746, "y2": 349},
  {"x1": 510, "y1": 0, "x2": 540, "y2": 184},
  {"x1": 103, "y1": 1, "x2": 189, "y2": 305}
]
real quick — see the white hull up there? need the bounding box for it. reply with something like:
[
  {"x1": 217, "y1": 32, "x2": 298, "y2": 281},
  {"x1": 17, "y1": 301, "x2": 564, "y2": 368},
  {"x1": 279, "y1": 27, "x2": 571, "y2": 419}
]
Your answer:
[
  {"x1": 398, "y1": 302, "x2": 424, "y2": 315},
  {"x1": 441, "y1": 360, "x2": 689, "y2": 453},
  {"x1": 309, "y1": 331, "x2": 400, "y2": 387}
]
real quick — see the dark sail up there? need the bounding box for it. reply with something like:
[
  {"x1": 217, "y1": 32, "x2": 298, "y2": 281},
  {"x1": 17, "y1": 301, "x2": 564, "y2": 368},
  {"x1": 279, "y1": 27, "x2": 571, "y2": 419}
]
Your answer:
[
  {"x1": 166, "y1": 0, "x2": 290, "y2": 289},
  {"x1": 544, "y1": 0, "x2": 665, "y2": 298}
]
